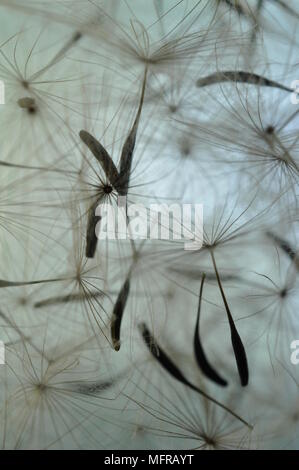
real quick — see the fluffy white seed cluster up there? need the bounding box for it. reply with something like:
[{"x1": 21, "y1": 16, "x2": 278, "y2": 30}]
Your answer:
[{"x1": 0, "y1": 0, "x2": 298, "y2": 450}]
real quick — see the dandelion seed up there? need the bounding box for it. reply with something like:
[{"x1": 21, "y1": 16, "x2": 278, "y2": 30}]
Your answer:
[
  {"x1": 79, "y1": 67, "x2": 148, "y2": 258},
  {"x1": 266, "y1": 232, "x2": 299, "y2": 270},
  {"x1": 111, "y1": 277, "x2": 131, "y2": 351},
  {"x1": 85, "y1": 200, "x2": 102, "y2": 258},
  {"x1": 118, "y1": 67, "x2": 148, "y2": 196},
  {"x1": 34, "y1": 291, "x2": 105, "y2": 309},
  {"x1": 169, "y1": 264, "x2": 240, "y2": 283},
  {"x1": 194, "y1": 274, "x2": 228, "y2": 387},
  {"x1": 75, "y1": 379, "x2": 114, "y2": 395},
  {"x1": 210, "y1": 250, "x2": 249, "y2": 387},
  {"x1": 196, "y1": 71, "x2": 293, "y2": 93},
  {"x1": 139, "y1": 323, "x2": 251, "y2": 426},
  {"x1": 80, "y1": 65, "x2": 148, "y2": 197},
  {"x1": 79, "y1": 130, "x2": 120, "y2": 187}
]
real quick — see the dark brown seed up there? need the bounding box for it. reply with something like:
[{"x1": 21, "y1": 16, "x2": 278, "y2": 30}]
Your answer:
[
  {"x1": 210, "y1": 251, "x2": 249, "y2": 387},
  {"x1": 76, "y1": 379, "x2": 114, "y2": 395},
  {"x1": 111, "y1": 277, "x2": 131, "y2": 351},
  {"x1": 118, "y1": 67, "x2": 148, "y2": 195},
  {"x1": 118, "y1": 124, "x2": 138, "y2": 196},
  {"x1": 139, "y1": 323, "x2": 251, "y2": 427},
  {"x1": 79, "y1": 130, "x2": 119, "y2": 186},
  {"x1": 34, "y1": 290, "x2": 105, "y2": 308},
  {"x1": 196, "y1": 71, "x2": 292, "y2": 93},
  {"x1": 229, "y1": 320, "x2": 249, "y2": 387},
  {"x1": 85, "y1": 200, "x2": 101, "y2": 258},
  {"x1": 194, "y1": 274, "x2": 228, "y2": 386}
]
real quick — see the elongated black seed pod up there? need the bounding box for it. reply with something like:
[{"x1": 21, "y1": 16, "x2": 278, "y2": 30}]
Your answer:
[
  {"x1": 194, "y1": 274, "x2": 228, "y2": 386},
  {"x1": 210, "y1": 251, "x2": 249, "y2": 387},
  {"x1": 196, "y1": 71, "x2": 293, "y2": 93},
  {"x1": 111, "y1": 277, "x2": 131, "y2": 351},
  {"x1": 34, "y1": 290, "x2": 105, "y2": 308},
  {"x1": 85, "y1": 200, "x2": 101, "y2": 258},
  {"x1": 79, "y1": 130, "x2": 120, "y2": 186},
  {"x1": 118, "y1": 67, "x2": 148, "y2": 195},
  {"x1": 139, "y1": 323, "x2": 251, "y2": 427}
]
